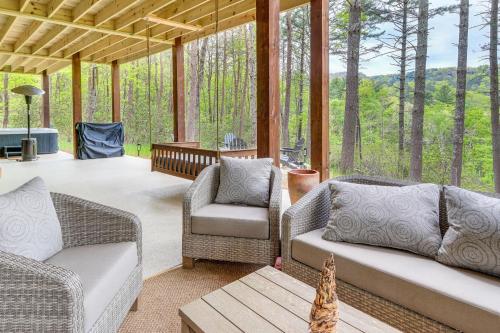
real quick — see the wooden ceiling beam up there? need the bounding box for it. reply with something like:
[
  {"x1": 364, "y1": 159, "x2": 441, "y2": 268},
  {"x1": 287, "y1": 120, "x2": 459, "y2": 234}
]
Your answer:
[
  {"x1": 44, "y1": 60, "x2": 70, "y2": 74},
  {"x1": 32, "y1": 24, "x2": 67, "y2": 54},
  {"x1": 72, "y1": 0, "x2": 104, "y2": 22},
  {"x1": 0, "y1": 54, "x2": 10, "y2": 68},
  {"x1": 93, "y1": 38, "x2": 140, "y2": 61},
  {"x1": 0, "y1": 49, "x2": 74, "y2": 62},
  {"x1": 14, "y1": 21, "x2": 44, "y2": 52},
  {"x1": 94, "y1": 0, "x2": 143, "y2": 27},
  {"x1": 132, "y1": 0, "x2": 211, "y2": 34},
  {"x1": 114, "y1": 0, "x2": 175, "y2": 31},
  {"x1": 63, "y1": 31, "x2": 108, "y2": 58},
  {"x1": 48, "y1": 29, "x2": 89, "y2": 56},
  {"x1": 47, "y1": 0, "x2": 68, "y2": 18},
  {"x1": 10, "y1": 56, "x2": 28, "y2": 72},
  {"x1": 145, "y1": 14, "x2": 201, "y2": 31},
  {"x1": 23, "y1": 58, "x2": 44, "y2": 72},
  {"x1": 0, "y1": 16, "x2": 16, "y2": 44},
  {"x1": 19, "y1": 0, "x2": 30, "y2": 12},
  {"x1": 0, "y1": 5, "x2": 173, "y2": 45},
  {"x1": 79, "y1": 35, "x2": 123, "y2": 59},
  {"x1": 148, "y1": 0, "x2": 247, "y2": 38},
  {"x1": 103, "y1": 40, "x2": 162, "y2": 63}
]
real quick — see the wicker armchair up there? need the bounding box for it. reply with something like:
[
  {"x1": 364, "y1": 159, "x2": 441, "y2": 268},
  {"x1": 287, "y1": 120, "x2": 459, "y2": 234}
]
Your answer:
[
  {"x1": 183, "y1": 164, "x2": 281, "y2": 267},
  {"x1": 0, "y1": 193, "x2": 143, "y2": 333},
  {"x1": 282, "y1": 175, "x2": 500, "y2": 333}
]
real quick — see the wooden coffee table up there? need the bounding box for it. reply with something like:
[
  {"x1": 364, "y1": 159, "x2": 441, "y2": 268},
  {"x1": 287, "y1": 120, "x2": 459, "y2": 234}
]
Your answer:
[{"x1": 179, "y1": 266, "x2": 401, "y2": 333}]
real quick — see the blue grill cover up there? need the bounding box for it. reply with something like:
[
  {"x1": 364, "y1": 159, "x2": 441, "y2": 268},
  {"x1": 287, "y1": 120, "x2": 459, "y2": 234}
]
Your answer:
[{"x1": 76, "y1": 122, "x2": 124, "y2": 159}]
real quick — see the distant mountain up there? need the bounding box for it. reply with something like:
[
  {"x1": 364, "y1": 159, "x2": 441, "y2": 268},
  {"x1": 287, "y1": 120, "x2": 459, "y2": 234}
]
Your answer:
[
  {"x1": 330, "y1": 72, "x2": 368, "y2": 79},
  {"x1": 368, "y1": 66, "x2": 490, "y2": 91}
]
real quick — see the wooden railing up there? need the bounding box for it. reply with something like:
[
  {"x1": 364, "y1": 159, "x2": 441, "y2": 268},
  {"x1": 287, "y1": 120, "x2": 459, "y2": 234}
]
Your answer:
[{"x1": 151, "y1": 142, "x2": 258, "y2": 180}]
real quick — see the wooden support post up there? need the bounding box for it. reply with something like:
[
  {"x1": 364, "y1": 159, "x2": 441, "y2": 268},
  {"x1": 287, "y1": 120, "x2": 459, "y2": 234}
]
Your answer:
[
  {"x1": 256, "y1": 0, "x2": 280, "y2": 165},
  {"x1": 72, "y1": 53, "x2": 82, "y2": 159},
  {"x1": 111, "y1": 60, "x2": 121, "y2": 122},
  {"x1": 172, "y1": 37, "x2": 185, "y2": 142},
  {"x1": 310, "y1": 0, "x2": 330, "y2": 181},
  {"x1": 42, "y1": 70, "x2": 50, "y2": 128}
]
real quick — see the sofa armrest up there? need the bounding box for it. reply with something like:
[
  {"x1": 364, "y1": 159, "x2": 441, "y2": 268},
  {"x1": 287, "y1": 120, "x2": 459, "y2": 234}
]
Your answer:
[
  {"x1": 51, "y1": 193, "x2": 142, "y2": 263},
  {"x1": 0, "y1": 251, "x2": 84, "y2": 333},
  {"x1": 281, "y1": 181, "x2": 331, "y2": 261},
  {"x1": 269, "y1": 167, "x2": 282, "y2": 241},
  {"x1": 183, "y1": 164, "x2": 220, "y2": 235}
]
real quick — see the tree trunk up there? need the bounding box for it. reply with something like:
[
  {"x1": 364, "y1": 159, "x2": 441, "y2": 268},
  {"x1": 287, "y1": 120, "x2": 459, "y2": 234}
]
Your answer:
[
  {"x1": 282, "y1": 11, "x2": 293, "y2": 147},
  {"x1": 410, "y1": 0, "x2": 429, "y2": 181},
  {"x1": 231, "y1": 30, "x2": 241, "y2": 134},
  {"x1": 248, "y1": 24, "x2": 257, "y2": 145},
  {"x1": 158, "y1": 55, "x2": 165, "y2": 138},
  {"x1": 340, "y1": 0, "x2": 361, "y2": 173},
  {"x1": 194, "y1": 38, "x2": 208, "y2": 141},
  {"x1": 187, "y1": 42, "x2": 199, "y2": 141},
  {"x1": 207, "y1": 46, "x2": 213, "y2": 123},
  {"x1": 296, "y1": 9, "x2": 307, "y2": 144},
  {"x1": 490, "y1": 0, "x2": 500, "y2": 192},
  {"x1": 2, "y1": 73, "x2": 8, "y2": 128},
  {"x1": 86, "y1": 64, "x2": 97, "y2": 122},
  {"x1": 220, "y1": 32, "x2": 227, "y2": 120},
  {"x1": 398, "y1": 0, "x2": 408, "y2": 169},
  {"x1": 450, "y1": 0, "x2": 469, "y2": 186},
  {"x1": 240, "y1": 26, "x2": 250, "y2": 138}
]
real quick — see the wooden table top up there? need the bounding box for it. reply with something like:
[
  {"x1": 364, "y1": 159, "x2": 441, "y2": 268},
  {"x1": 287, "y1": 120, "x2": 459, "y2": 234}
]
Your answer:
[{"x1": 179, "y1": 266, "x2": 401, "y2": 333}]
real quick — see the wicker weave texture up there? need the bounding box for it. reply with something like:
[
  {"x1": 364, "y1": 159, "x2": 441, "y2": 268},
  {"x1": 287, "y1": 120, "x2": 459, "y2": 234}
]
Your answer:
[
  {"x1": 0, "y1": 193, "x2": 143, "y2": 333},
  {"x1": 280, "y1": 175, "x2": 500, "y2": 333},
  {"x1": 183, "y1": 164, "x2": 281, "y2": 265}
]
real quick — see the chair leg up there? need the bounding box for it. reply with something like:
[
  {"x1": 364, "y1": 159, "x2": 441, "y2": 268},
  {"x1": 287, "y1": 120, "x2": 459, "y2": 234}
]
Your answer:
[
  {"x1": 130, "y1": 297, "x2": 139, "y2": 312},
  {"x1": 183, "y1": 256, "x2": 194, "y2": 269}
]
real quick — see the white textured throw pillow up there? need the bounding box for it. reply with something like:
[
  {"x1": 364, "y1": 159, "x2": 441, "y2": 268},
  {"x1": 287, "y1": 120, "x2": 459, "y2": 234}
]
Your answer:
[
  {"x1": 323, "y1": 181, "x2": 442, "y2": 258},
  {"x1": 0, "y1": 177, "x2": 63, "y2": 261},
  {"x1": 437, "y1": 186, "x2": 500, "y2": 277},
  {"x1": 215, "y1": 157, "x2": 273, "y2": 207}
]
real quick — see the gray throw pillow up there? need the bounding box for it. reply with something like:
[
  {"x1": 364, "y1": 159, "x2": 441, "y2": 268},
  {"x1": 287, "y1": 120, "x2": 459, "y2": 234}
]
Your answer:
[
  {"x1": 322, "y1": 181, "x2": 442, "y2": 258},
  {"x1": 215, "y1": 157, "x2": 273, "y2": 207},
  {"x1": 437, "y1": 186, "x2": 500, "y2": 277},
  {"x1": 0, "y1": 177, "x2": 63, "y2": 261}
]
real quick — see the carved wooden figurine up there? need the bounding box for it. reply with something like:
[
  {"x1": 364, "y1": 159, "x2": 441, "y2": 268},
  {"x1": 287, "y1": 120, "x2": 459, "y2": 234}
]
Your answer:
[{"x1": 309, "y1": 254, "x2": 339, "y2": 333}]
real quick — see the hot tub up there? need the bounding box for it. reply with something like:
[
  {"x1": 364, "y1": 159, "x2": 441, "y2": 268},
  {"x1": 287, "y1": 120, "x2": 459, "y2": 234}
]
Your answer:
[{"x1": 0, "y1": 128, "x2": 59, "y2": 156}]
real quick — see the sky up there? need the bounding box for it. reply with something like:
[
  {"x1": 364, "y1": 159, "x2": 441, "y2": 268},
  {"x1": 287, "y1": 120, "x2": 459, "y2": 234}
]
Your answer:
[{"x1": 329, "y1": 0, "x2": 492, "y2": 76}]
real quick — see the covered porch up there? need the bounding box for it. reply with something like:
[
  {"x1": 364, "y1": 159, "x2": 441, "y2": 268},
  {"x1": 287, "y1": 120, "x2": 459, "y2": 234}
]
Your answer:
[{"x1": 0, "y1": 0, "x2": 330, "y2": 181}]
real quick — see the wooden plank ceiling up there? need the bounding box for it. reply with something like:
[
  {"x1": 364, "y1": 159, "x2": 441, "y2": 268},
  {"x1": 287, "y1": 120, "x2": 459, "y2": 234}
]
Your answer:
[{"x1": 0, "y1": 0, "x2": 308, "y2": 75}]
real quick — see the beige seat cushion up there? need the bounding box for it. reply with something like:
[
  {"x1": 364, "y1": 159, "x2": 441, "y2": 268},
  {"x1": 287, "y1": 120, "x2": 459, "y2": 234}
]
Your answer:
[
  {"x1": 292, "y1": 229, "x2": 500, "y2": 333},
  {"x1": 192, "y1": 204, "x2": 269, "y2": 239},
  {"x1": 45, "y1": 242, "x2": 138, "y2": 332}
]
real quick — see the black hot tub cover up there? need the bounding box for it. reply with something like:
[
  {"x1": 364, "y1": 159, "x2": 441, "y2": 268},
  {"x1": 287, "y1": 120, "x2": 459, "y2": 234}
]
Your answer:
[{"x1": 76, "y1": 122, "x2": 124, "y2": 159}]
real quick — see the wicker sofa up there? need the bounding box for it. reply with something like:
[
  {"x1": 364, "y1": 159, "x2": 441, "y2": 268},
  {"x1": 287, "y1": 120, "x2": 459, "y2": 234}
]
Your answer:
[
  {"x1": 0, "y1": 193, "x2": 143, "y2": 333},
  {"x1": 282, "y1": 175, "x2": 500, "y2": 333},
  {"x1": 183, "y1": 164, "x2": 281, "y2": 266}
]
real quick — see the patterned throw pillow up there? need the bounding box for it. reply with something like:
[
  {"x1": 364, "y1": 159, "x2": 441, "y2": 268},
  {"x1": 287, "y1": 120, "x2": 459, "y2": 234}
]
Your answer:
[
  {"x1": 215, "y1": 157, "x2": 273, "y2": 207},
  {"x1": 0, "y1": 177, "x2": 63, "y2": 261},
  {"x1": 322, "y1": 181, "x2": 442, "y2": 258},
  {"x1": 437, "y1": 186, "x2": 500, "y2": 277}
]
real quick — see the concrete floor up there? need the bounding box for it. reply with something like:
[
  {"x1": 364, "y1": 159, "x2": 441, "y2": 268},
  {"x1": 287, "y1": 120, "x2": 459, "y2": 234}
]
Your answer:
[
  {"x1": 0, "y1": 152, "x2": 192, "y2": 278},
  {"x1": 0, "y1": 152, "x2": 291, "y2": 278}
]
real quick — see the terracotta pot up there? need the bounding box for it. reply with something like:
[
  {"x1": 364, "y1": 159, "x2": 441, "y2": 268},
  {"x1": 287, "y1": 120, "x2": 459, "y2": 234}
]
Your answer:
[{"x1": 288, "y1": 169, "x2": 320, "y2": 204}]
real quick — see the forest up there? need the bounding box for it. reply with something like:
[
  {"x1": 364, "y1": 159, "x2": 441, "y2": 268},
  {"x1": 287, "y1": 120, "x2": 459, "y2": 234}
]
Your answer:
[{"x1": 0, "y1": 0, "x2": 498, "y2": 193}]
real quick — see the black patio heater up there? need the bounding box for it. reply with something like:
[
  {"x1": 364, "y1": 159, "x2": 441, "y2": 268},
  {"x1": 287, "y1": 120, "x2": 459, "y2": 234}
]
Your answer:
[{"x1": 11, "y1": 85, "x2": 45, "y2": 161}]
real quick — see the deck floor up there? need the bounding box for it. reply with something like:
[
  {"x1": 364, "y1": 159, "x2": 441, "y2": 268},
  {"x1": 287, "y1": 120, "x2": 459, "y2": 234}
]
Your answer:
[{"x1": 0, "y1": 152, "x2": 191, "y2": 278}]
